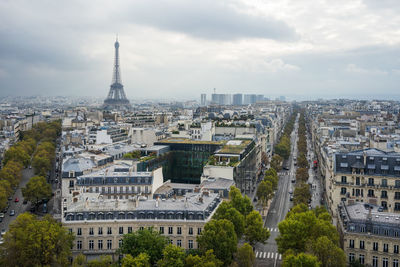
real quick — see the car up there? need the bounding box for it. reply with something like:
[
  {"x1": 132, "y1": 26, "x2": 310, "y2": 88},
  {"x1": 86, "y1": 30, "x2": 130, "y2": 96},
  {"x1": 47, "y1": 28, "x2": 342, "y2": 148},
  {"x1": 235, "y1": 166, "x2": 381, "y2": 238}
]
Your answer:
[
  {"x1": 0, "y1": 213, "x2": 4, "y2": 218},
  {"x1": 14, "y1": 197, "x2": 19, "y2": 202},
  {"x1": 9, "y1": 210, "x2": 15, "y2": 216},
  {"x1": 289, "y1": 190, "x2": 293, "y2": 194},
  {"x1": 1, "y1": 229, "x2": 6, "y2": 236},
  {"x1": 23, "y1": 199, "x2": 28, "y2": 204},
  {"x1": 291, "y1": 179, "x2": 296, "y2": 183},
  {"x1": 290, "y1": 195, "x2": 293, "y2": 201},
  {"x1": 364, "y1": 203, "x2": 370, "y2": 210},
  {"x1": 378, "y1": 206, "x2": 384, "y2": 212},
  {"x1": 29, "y1": 165, "x2": 32, "y2": 169},
  {"x1": 283, "y1": 166, "x2": 289, "y2": 170},
  {"x1": 7, "y1": 196, "x2": 12, "y2": 201}
]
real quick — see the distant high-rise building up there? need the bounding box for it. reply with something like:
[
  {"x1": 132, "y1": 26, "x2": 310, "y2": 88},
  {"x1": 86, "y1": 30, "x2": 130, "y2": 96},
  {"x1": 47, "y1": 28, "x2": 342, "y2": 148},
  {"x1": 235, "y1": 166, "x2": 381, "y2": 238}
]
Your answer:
[
  {"x1": 201, "y1": 94, "x2": 206, "y2": 106},
  {"x1": 279, "y1": 96, "x2": 286, "y2": 101},
  {"x1": 256, "y1": 94, "x2": 264, "y2": 102},
  {"x1": 211, "y1": 93, "x2": 219, "y2": 104},
  {"x1": 233, "y1": 94, "x2": 243, "y2": 105},
  {"x1": 244, "y1": 94, "x2": 257, "y2": 105},
  {"x1": 211, "y1": 94, "x2": 231, "y2": 105},
  {"x1": 103, "y1": 38, "x2": 131, "y2": 111}
]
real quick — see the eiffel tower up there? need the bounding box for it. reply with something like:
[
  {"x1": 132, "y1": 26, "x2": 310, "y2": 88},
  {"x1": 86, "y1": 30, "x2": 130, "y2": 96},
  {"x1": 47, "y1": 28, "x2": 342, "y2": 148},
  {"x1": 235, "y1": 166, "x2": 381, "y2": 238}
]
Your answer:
[{"x1": 103, "y1": 37, "x2": 131, "y2": 110}]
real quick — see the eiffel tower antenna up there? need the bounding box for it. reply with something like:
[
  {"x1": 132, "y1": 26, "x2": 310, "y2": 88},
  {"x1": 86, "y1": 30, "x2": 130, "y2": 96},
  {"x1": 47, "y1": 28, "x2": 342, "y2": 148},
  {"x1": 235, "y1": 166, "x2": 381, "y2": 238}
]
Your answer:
[{"x1": 103, "y1": 37, "x2": 131, "y2": 110}]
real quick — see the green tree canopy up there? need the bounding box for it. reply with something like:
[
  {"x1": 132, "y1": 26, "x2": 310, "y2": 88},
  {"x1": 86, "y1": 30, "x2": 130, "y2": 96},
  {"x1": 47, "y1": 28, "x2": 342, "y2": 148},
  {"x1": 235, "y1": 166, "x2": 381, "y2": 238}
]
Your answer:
[
  {"x1": 256, "y1": 180, "x2": 274, "y2": 208},
  {"x1": 311, "y1": 236, "x2": 346, "y2": 267},
  {"x1": 212, "y1": 201, "x2": 245, "y2": 238},
  {"x1": 244, "y1": 210, "x2": 270, "y2": 246},
  {"x1": 22, "y1": 176, "x2": 52, "y2": 205},
  {"x1": 157, "y1": 245, "x2": 186, "y2": 267},
  {"x1": 0, "y1": 213, "x2": 74, "y2": 267},
  {"x1": 235, "y1": 243, "x2": 255, "y2": 267},
  {"x1": 283, "y1": 252, "x2": 320, "y2": 267},
  {"x1": 197, "y1": 219, "x2": 237, "y2": 265},
  {"x1": 122, "y1": 253, "x2": 150, "y2": 267},
  {"x1": 293, "y1": 182, "x2": 311, "y2": 206},
  {"x1": 184, "y1": 250, "x2": 222, "y2": 267},
  {"x1": 118, "y1": 228, "x2": 169, "y2": 265},
  {"x1": 3, "y1": 145, "x2": 30, "y2": 167},
  {"x1": 270, "y1": 155, "x2": 283, "y2": 172},
  {"x1": 229, "y1": 186, "x2": 253, "y2": 216}
]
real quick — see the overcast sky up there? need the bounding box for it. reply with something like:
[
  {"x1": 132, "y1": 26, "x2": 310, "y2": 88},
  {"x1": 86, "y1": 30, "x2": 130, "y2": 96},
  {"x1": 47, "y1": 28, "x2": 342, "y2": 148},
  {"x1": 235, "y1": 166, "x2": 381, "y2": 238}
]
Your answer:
[{"x1": 0, "y1": 0, "x2": 399, "y2": 100}]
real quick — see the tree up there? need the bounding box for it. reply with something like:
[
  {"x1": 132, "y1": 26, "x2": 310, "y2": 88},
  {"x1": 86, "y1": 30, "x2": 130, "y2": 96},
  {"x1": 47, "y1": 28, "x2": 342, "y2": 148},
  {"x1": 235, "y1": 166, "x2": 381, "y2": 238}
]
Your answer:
[
  {"x1": 157, "y1": 245, "x2": 186, "y2": 267},
  {"x1": 185, "y1": 250, "x2": 223, "y2": 267},
  {"x1": 22, "y1": 176, "x2": 52, "y2": 205},
  {"x1": 72, "y1": 253, "x2": 86, "y2": 267},
  {"x1": 296, "y1": 168, "x2": 309, "y2": 183},
  {"x1": 197, "y1": 219, "x2": 237, "y2": 265},
  {"x1": 118, "y1": 228, "x2": 169, "y2": 265},
  {"x1": 283, "y1": 252, "x2": 320, "y2": 267},
  {"x1": 32, "y1": 155, "x2": 51, "y2": 176},
  {"x1": 311, "y1": 236, "x2": 346, "y2": 267},
  {"x1": 0, "y1": 213, "x2": 74, "y2": 267},
  {"x1": 87, "y1": 255, "x2": 113, "y2": 267},
  {"x1": 244, "y1": 211, "x2": 270, "y2": 246},
  {"x1": 277, "y1": 208, "x2": 340, "y2": 255},
  {"x1": 235, "y1": 243, "x2": 255, "y2": 267},
  {"x1": 212, "y1": 201, "x2": 245, "y2": 238},
  {"x1": 293, "y1": 182, "x2": 311, "y2": 206},
  {"x1": 256, "y1": 180, "x2": 274, "y2": 208},
  {"x1": 0, "y1": 185, "x2": 8, "y2": 211},
  {"x1": 270, "y1": 155, "x2": 283, "y2": 172},
  {"x1": 229, "y1": 186, "x2": 253, "y2": 216},
  {"x1": 297, "y1": 153, "x2": 309, "y2": 169},
  {"x1": 3, "y1": 145, "x2": 30, "y2": 167},
  {"x1": 122, "y1": 253, "x2": 150, "y2": 267}
]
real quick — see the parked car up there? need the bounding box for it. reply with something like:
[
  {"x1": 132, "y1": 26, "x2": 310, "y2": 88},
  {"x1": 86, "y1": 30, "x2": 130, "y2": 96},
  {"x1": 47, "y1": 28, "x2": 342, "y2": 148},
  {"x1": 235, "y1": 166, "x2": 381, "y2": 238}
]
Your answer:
[
  {"x1": 9, "y1": 210, "x2": 15, "y2": 216},
  {"x1": 0, "y1": 213, "x2": 4, "y2": 218},
  {"x1": 290, "y1": 195, "x2": 293, "y2": 201},
  {"x1": 291, "y1": 178, "x2": 296, "y2": 183},
  {"x1": 378, "y1": 206, "x2": 384, "y2": 212},
  {"x1": 14, "y1": 197, "x2": 19, "y2": 202},
  {"x1": 1, "y1": 229, "x2": 6, "y2": 236},
  {"x1": 7, "y1": 196, "x2": 12, "y2": 201},
  {"x1": 23, "y1": 199, "x2": 28, "y2": 204}
]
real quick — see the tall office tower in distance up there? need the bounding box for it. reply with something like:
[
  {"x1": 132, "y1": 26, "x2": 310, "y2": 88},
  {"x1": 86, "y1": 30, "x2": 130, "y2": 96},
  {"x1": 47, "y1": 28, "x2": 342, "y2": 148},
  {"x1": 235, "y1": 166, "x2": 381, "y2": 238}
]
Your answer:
[
  {"x1": 103, "y1": 37, "x2": 131, "y2": 111},
  {"x1": 201, "y1": 94, "x2": 206, "y2": 106},
  {"x1": 244, "y1": 94, "x2": 257, "y2": 105},
  {"x1": 233, "y1": 94, "x2": 243, "y2": 105}
]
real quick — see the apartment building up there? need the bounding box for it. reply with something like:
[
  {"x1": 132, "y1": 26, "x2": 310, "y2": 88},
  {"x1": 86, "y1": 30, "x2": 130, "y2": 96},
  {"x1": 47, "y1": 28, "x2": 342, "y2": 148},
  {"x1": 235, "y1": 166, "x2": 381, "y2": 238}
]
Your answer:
[
  {"x1": 338, "y1": 202, "x2": 400, "y2": 267},
  {"x1": 63, "y1": 191, "x2": 221, "y2": 260},
  {"x1": 329, "y1": 149, "x2": 400, "y2": 216}
]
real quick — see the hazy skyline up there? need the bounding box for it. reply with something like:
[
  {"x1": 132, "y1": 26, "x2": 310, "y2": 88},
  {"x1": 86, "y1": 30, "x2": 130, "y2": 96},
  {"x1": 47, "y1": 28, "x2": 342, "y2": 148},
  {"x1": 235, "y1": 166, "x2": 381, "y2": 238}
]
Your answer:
[{"x1": 0, "y1": 0, "x2": 399, "y2": 100}]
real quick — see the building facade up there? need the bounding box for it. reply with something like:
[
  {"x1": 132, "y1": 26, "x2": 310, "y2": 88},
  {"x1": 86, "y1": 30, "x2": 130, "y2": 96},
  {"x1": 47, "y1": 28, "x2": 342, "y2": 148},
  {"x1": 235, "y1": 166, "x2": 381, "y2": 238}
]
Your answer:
[{"x1": 339, "y1": 202, "x2": 400, "y2": 267}]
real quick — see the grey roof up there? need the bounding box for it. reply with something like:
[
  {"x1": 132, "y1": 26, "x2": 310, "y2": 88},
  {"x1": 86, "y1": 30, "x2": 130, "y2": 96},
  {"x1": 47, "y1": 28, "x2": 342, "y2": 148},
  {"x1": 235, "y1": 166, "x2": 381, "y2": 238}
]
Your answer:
[
  {"x1": 62, "y1": 157, "x2": 96, "y2": 173},
  {"x1": 200, "y1": 178, "x2": 235, "y2": 190},
  {"x1": 345, "y1": 203, "x2": 400, "y2": 226}
]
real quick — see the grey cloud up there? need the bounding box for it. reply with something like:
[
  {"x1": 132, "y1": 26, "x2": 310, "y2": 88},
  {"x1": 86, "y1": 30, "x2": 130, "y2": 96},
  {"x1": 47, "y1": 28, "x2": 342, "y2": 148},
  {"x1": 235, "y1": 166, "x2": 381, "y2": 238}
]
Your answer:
[{"x1": 120, "y1": 0, "x2": 298, "y2": 41}]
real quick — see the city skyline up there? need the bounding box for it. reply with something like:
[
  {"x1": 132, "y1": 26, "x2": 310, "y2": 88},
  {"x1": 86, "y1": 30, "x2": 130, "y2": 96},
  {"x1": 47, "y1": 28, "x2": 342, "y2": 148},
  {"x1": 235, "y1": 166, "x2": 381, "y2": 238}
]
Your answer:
[{"x1": 0, "y1": 0, "x2": 400, "y2": 100}]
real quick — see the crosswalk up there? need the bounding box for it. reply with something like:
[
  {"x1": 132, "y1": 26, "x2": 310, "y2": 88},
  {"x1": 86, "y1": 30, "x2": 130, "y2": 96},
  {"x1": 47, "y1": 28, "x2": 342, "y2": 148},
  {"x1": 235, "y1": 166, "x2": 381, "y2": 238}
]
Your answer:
[
  {"x1": 255, "y1": 251, "x2": 282, "y2": 260},
  {"x1": 280, "y1": 171, "x2": 296, "y2": 176},
  {"x1": 267, "y1": 227, "x2": 279, "y2": 232}
]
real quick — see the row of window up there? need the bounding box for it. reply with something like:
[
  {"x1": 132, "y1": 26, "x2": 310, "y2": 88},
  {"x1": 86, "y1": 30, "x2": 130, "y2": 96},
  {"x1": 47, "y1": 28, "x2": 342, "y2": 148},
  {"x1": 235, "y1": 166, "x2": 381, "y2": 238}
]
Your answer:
[
  {"x1": 77, "y1": 238, "x2": 196, "y2": 251},
  {"x1": 71, "y1": 226, "x2": 202, "y2": 236},
  {"x1": 349, "y1": 253, "x2": 399, "y2": 267},
  {"x1": 340, "y1": 187, "x2": 400, "y2": 200},
  {"x1": 341, "y1": 176, "x2": 400, "y2": 187},
  {"x1": 349, "y1": 240, "x2": 400, "y2": 253}
]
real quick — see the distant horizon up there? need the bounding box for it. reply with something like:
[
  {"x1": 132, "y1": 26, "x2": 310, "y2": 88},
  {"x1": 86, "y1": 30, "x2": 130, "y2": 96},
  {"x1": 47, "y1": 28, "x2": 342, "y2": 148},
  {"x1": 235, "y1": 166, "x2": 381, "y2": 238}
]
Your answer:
[{"x1": 1, "y1": 1, "x2": 399, "y2": 99}]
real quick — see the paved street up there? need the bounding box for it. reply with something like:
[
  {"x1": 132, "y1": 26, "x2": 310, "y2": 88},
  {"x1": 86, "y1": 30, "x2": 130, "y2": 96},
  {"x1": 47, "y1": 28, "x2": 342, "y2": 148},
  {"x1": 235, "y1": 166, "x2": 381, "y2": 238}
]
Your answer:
[
  {"x1": 254, "y1": 114, "x2": 299, "y2": 267},
  {"x1": 0, "y1": 168, "x2": 34, "y2": 233}
]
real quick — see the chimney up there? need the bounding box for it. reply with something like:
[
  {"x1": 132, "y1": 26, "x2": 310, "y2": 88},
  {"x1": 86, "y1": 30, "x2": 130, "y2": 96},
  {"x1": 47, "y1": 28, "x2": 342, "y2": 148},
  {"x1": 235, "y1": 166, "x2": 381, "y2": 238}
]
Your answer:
[
  {"x1": 155, "y1": 196, "x2": 159, "y2": 208},
  {"x1": 184, "y1": 197, "x2": 188, "y2": 208},
  {"x1": 135, "y1": 196, "x2": 139, "y2": 208}
]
